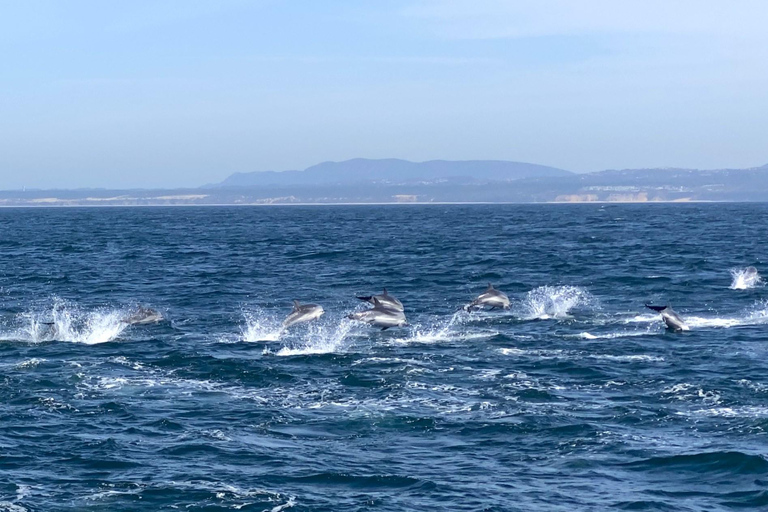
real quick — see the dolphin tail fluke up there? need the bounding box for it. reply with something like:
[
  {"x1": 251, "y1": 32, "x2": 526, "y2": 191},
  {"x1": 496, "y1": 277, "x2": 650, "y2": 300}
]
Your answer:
[
  {"x1": 381, "y1": 326, "x2": 390, "y2": 331},
  {"x1": 645, "y1": 303, "x2": 668, "y2": 312}
]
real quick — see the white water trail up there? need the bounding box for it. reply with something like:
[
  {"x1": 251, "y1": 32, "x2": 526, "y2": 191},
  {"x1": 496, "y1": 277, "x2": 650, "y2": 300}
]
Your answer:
[
  {"x1": 402, "y1": 311, "x2": 496, "y2": 344},
  {"x1": 516, "y1": 285, "x2": 597, "y2": 320},
  {"x1": 624, "y1": 300, "x2": 768, "y2": 330},
  {"x1": 729, "y1": 267, "x2": 762, "y2": 290}
]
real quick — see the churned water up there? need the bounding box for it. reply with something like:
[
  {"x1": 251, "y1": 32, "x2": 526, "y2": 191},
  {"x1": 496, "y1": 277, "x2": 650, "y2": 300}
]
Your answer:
[{"x1": 1, "y1": 204, "x2": 767, "y2": 511}]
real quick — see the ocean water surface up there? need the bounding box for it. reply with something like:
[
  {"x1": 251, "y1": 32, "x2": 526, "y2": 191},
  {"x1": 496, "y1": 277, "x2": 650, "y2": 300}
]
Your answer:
[{"x1": 1, "y1": 204, "x2": 767, "y2": 511}]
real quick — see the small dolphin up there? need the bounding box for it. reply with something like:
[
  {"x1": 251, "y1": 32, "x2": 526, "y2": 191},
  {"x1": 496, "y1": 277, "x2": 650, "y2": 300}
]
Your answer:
[
  {"x1": 283, "y1": 300, "x2": 324, "y2": 328},
  {"x1": 464, "y1": 283, "x2": 510, "y2": 311},
  {"x1": 347, "y1": 297, "x2": 407, "y2": 330},
  {"x1": 645, "y1": 304, "x2": 689, "y2": 331},
  {"x1": 122, "y1": 306, "x2": 163, "y2": 326},
  {"x1": 356, "y1": 288, "x2": 404, "y2": 312}
]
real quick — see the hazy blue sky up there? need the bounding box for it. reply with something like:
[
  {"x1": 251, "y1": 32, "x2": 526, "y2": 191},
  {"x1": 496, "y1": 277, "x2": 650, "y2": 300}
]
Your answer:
[{"x1": 1, "y1": 0, "x2": 767, "y2": 189}]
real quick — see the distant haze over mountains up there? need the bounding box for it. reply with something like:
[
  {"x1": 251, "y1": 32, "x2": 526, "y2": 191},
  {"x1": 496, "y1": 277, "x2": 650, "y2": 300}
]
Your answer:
[
  {"x1": 207, "y1": 158, "x2": 572, "y2": 187},
  {"x1": 2, "y1": 159, "x2": 768, "y2": 206}
]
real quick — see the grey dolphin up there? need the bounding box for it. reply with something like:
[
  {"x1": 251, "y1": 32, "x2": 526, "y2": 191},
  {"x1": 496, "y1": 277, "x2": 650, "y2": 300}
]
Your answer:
[
  {"x1": 283, "y1": 300, "x2": 324, "y2": 328},
  {"x1": 347, "y1": 297, "x2": 407, "y2": 331},
  {"x1": 645, "y1": 304, "x2": 689, "y2": 331},
  {"x1": 356, "y1": 288, "x2": 404, "y2": 312},
  {"x1": 464, "y1": 283, "x2": 510, "y2": 311},
  {"x1": 122, "y1": 306, "x2": 163, "y2": 326}
]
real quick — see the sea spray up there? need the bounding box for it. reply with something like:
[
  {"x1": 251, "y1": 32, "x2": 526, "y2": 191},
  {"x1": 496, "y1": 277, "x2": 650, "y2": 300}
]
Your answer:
[
  {"x1": 730, "y1": 267, "x2": 763, "y2": 290},
  {"x1": 3, "y1": 299, "x2": 128, "y2": 344},
  {"x1": 274, "y1": 318, "x2": 356, "y2": 356},
  {"x1": 516, "y1": 286, "x2": 597, "y2": 320},
  {"x1": 241, "y1": 307, "x2": 283, "y2": 342}
]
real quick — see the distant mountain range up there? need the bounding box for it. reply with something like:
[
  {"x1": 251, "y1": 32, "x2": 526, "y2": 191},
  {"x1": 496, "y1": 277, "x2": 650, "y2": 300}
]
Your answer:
[
  {"x1": 3, "y1": 159, "x2": 768, "y2": 206},
  {"x1": 207, "y1": 158, "x2": 572, "y2": 187}
]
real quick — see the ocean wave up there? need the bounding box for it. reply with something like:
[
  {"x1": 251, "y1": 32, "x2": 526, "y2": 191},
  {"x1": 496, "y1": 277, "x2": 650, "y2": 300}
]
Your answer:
[{"x1": 622, "y1": 451, "x2": 768, "y2": 475}]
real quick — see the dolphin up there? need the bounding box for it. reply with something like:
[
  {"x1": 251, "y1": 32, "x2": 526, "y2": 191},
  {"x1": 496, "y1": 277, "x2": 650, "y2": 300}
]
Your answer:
[
  {"x1": 464, "y1": 283, "x2": 510, "y2": 311},
  {"x1": 283, "y1": 300, "x2": 324, "y2": 328},
  {"x1": 347, "y1": 297, "x2": 407, "y2": 330},
  {"x1": 122, "y1": 306, "x2": 163, "y2": 326},
  {"x1": 356, "y1": 288, "x2": 404, "y2": 312},
  {"x1": 645, "y1": 304, "x2": 689, "y2": 331}
]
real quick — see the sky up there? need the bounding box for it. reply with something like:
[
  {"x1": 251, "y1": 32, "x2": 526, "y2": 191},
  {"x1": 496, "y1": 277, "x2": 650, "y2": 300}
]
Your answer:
[{"x1": 1, "y1": 0, "x2": 767, "y2": 189}]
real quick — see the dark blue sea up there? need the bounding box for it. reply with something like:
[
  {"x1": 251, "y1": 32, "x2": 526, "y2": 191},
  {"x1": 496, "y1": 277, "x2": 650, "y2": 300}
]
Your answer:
[{"x1": 1, "y1": 204, "x2": 768, "y2": 511}]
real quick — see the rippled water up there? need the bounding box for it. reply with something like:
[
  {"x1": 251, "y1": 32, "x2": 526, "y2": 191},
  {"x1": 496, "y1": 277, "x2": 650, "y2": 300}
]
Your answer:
[{"x1": 1, "y1": 204, "x2": 768, "y2": 511}]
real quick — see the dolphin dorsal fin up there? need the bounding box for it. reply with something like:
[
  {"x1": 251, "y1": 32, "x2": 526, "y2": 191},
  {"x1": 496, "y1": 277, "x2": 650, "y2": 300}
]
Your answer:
[
  {"x1": 292, "y1": 300, "x2": 301, "y2": 310},
  {"x1": 487, "y1": 283, "x2": 494, "y2": 290},
  {"x1": 372, "y1": 297, "x2": 382, "y2": 308},
  {"x1": 382, "y1": 288, "x2": 388, "y2": 296}
]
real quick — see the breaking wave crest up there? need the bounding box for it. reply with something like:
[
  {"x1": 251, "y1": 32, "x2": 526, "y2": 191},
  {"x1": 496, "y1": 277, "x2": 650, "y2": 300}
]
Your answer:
[
  {"x1": 730, "y1": 267, "x2": 762, "y2": 290},
  {"x1": 516, "y1": 286, "x2": 597, "y2": 320}
]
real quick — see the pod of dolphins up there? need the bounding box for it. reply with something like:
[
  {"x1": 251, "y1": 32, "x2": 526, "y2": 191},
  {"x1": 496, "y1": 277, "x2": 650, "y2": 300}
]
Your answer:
[
  {"x1": 285, "y1": 283, "x2": 513, "y2": 331},
  {"x1": 38, "y1": 268, "x2": 762, "y2": 336}
]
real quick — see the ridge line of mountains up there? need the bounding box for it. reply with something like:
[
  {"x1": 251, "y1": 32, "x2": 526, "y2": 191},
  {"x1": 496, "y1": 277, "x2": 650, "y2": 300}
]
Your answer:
[{"x1": 4, "y1": 158, "x2": 768, "y2": 205}]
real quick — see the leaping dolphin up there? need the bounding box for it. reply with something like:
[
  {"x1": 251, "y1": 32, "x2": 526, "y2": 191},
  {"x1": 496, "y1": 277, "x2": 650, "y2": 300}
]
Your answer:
[
  {"x1": 122, "y1": 306, "x2": 164, "y2": 326},
  {"x1": 645, "y1": 304, "x2": 689, "y2": 331},
  {"x1": 464, "y1": 283, "x2": 510, "y2": 311},
  {"x1": 348, "y1": 297, "x2": 407, "y2": 331},
  {"x1": 283, "y1": 300, "x2": 324, "y2": 328},
  {"x1": 356, "y1": 288, "x2": 404, "y2": 312}
]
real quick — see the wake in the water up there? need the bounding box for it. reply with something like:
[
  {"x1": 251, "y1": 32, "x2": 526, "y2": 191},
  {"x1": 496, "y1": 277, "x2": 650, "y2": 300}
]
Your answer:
[
  {"x1": 622, "y1": 300, "x2": 768, "y2": 329},
  {"x1": 400, "y1": 311, "x2": 497, "y2": 344},
  {"x1": 729, "y1": 266, "x2": 762, "y2": 290}
]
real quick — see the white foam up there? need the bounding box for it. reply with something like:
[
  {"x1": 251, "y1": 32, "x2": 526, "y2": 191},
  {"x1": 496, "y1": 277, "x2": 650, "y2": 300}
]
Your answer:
[
  {"x1": 589, "y1": 354, "x2": 664, "y2": 362},
  {"x1": 685, "y1": 406, "x2": 768, "y2": 418},
  {"x1": 577, "y1": 330, "x2": 654, "y2": 340},
  {"x1": 730, "y1": 267, "x2": 763, "y2": 290},
  {"x1": 396, "y1": 311, "x2": 497, "y2": 344},
  {"x1": 516, "y1": 285, "x2": 597, "y2": 320}
]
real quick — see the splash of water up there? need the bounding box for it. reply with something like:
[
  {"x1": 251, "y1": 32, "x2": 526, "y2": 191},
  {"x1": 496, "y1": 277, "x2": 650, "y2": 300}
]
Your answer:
[
  {"x1": 516, "y1": 286, "x2": 597, "y2": 320},
  {"x1": 4, "y1": 300, "x2": 128, "y2": 344},
  {"x1": 241, "y1": 308, "x2": 283, "y2": 342},
  {"x1": 273, "y1": 319, "x2": 355, "y2": 356},
  {"x1": 729, "y1": 267, "x2": 762, "y2": 290}
]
